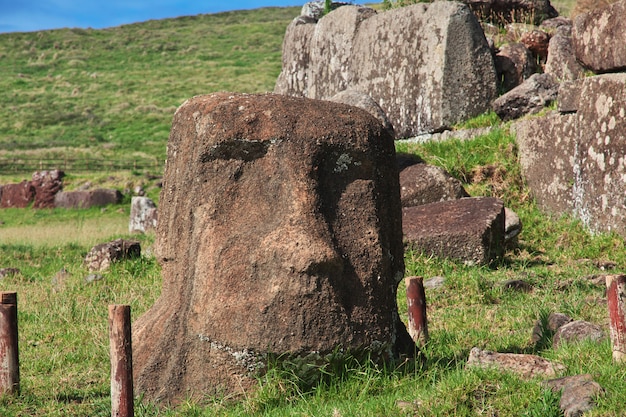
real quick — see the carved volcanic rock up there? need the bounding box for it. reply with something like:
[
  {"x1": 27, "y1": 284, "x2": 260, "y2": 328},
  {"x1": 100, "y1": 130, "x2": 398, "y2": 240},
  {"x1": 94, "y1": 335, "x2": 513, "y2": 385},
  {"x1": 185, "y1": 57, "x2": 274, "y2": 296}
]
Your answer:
[{"x1": 132, "y1": 92, "x2": 413, "y2": 403}]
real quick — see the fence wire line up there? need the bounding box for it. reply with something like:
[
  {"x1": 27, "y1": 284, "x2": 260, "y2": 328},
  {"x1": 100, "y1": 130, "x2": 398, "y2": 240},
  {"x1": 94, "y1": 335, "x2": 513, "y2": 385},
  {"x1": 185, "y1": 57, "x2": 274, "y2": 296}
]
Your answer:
[{"x1": 0, "y1": 158, "x2": 163, "y2": 173}]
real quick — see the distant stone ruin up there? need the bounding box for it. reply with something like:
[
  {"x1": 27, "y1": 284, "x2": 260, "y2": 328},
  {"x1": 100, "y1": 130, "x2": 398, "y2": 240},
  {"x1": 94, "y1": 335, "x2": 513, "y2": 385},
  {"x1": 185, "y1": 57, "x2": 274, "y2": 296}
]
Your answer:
[{"x1": 132, "y1": 92, "x2": 415, "y2": 404}]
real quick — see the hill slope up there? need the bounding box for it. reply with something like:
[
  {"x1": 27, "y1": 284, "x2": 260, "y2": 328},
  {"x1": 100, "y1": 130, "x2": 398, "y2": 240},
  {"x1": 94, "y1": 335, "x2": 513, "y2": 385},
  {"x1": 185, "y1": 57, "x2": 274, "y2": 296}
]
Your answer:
[{"x1": 0, "y1": 7, "x2": 298, "y2": 169}]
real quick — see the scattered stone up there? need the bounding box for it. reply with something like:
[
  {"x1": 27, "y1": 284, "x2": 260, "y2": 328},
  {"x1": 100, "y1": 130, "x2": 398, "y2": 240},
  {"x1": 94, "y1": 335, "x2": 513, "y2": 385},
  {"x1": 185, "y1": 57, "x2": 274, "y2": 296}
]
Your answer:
[
  {"x1": 129, "y1": 196, "x2": 158, "y2": 233},
  {"x1": 85, "y1": 274, "x2": 104, "y2": 283},
  {"x1": 84, "y1": 239, "x2": 140, "y2": 272},
  {"x1": 501, "y1": 279, "x2": 532, "y2": 292},
  {"x1": 402, "y1": 197, "x2": 505, "y2": 266},
  {"x1": 300, "y1": 1, "x2": 352, "y2": 22},
  {"x1": 31, "y1": 170, "x2": 64, "y2": 209},
  {"x1": 423, "y1": 276, "x2": 446, "y2": 290},
  {"x1": 275, "y1": 2, "x2": 497, "y2": 137},
  {"x1": 594, "y1": 260, "x2": 617, "y2": 271},
  {"x1": 495, "y1": 42, "x2": 537, "y2": 93},
  {"x1": 553, "y1": 320, "x2": 605, "y2": 348},
  {"x1": 399, "y1": 164, "x2": 469, "y2": 208},
  {"x1": 395, "y1": 400, "x2": 420, "y2": 413},
  {"x1": 133, "y1": 92, "x2": 414, "y2": 404},
  {"x1": 400, "y1": 126, "x2": 495, "y2": 145},
  {"x1": 504, "y1": 207, "x2": 522, "y2": 244},
  {"x1": 51, "y1": 267, "x2": 70, "y2": 291},
  {"x1": 133, "y1": 185, "x2": 145, "y2": 196},
  {"x1": 0, "y1": 181, "x2": 35, "y2": 208},
  {"x1": 54, "y1": 188, "x2": 123, "y2": 209},
  {"x1": 467, "y1": 347, "x2": 566, "y2": 378},
  {"x1": 539, "y1": 16, "x2": 572, "y2": 30},
  {"x1": 582, "y1": 274, "x2": 608, "y2": 287},
  {"x1": 531, "y1": 312, "x2": 573, "y2": 344},
  {"x1": 493, "y1": 73, "x2": 559, "y2": 121},
  {"x1": 327, "y1": 89, "x2": 394, "y2": 137},
  {"x1": 544, "y1": 374, "x2": 604, "y2": 417},
  {"x1": 572, "y1": 0, "x2": 626, "y2": 73},
  {"x1": 519, "y1": 29, "x2": 550, "y2": 62},
  {"x1": 544, "y1": 24, "x2": 585, "y2": 81},
  {"x1": 0, "y1": 268, "x2": 20, "y2": 279}
]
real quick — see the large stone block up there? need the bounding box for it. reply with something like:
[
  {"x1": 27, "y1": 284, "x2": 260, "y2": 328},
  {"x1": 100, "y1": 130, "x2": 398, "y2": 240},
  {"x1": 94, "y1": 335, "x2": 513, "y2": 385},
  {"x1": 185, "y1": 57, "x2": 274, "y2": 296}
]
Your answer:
[
  {"x1": 516, "y1": 74, "x2": 626, "y2": 236},
  {"x1": 402, "y1": 197, "x2": 505, "y2": 265},
  {"x1": 0, "y1": 181, "x2": 35, "y2": 208},
  {"x1": 572, "y1": 0, "x2": 626, "y2": 73},
  {"x1": 54, "y1": 188, "x2": 122, "y2": 208},
  {"x1": 399, "y1": 163, "x2": 469, "y2": 208},
  {"x1": 32, "y1": 170, "x2": 64, "y2": 209},
  {"x1": 275, "y1": 3, "x2": 497, "y2": 138},
  {"x1": 132, "y1": 92, "x2": 413, "y2": 403},
  {"x1": 544, "y1": 24, "x2": 586, "y2": 82}
]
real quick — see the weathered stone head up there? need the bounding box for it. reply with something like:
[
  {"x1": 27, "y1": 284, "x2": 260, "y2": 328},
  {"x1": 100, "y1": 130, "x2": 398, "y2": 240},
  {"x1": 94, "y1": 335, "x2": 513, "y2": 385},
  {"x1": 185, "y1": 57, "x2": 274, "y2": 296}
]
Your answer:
[{"x1": 133, "y1": 92, "x2": 413, "y2": 403}]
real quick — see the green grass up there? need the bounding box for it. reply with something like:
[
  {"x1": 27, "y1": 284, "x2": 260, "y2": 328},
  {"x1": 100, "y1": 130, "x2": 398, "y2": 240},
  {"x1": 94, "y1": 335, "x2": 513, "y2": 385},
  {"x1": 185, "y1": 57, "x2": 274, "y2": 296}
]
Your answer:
[
  {"x1": 1, "y1": 2, "x2": 624, "y2": 416},
  {"x1": 0, "y1": 7, "x2": 298, "y2": 177}
]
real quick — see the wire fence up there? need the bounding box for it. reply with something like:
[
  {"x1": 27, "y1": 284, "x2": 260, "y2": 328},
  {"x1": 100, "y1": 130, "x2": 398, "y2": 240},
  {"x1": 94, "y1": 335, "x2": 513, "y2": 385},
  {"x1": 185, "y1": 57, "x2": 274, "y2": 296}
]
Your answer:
[{"x1": 0, "y1": 158, "x2": 163, "y2": 174}]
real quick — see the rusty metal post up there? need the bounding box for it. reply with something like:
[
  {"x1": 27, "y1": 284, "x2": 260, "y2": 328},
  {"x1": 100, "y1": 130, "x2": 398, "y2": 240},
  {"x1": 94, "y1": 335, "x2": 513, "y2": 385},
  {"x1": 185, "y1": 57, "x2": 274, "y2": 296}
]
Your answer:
[
  {"x1": 0, "y1": 291, "x2": 19, "y2": 395},
  {"x1": 606, "y1": 275, "x2": 626, "y2": 363},
  {"x1": 405, "y1": 276, "x2": 428, "y2": 346},
  {"x1": 109, "y1": 305, "x2": 134, "y2": 417}
]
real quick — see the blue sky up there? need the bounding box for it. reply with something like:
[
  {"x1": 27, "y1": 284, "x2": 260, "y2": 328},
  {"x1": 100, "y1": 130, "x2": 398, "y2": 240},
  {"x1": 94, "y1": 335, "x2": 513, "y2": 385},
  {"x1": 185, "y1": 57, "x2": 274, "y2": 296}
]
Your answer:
[{"x1": 0, "y1": 0, "x2": 302, "y2": 33}]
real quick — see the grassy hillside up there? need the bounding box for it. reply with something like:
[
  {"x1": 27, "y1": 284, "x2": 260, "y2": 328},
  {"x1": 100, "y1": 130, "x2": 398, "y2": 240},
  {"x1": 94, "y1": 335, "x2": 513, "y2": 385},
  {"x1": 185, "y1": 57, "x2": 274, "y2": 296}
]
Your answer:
[
  {"x1": 3, "y1": 2, "x2": 626, "y2": 416},
  {"x1": 0, "y1": 7, "x2": 298, "y2": 173}
]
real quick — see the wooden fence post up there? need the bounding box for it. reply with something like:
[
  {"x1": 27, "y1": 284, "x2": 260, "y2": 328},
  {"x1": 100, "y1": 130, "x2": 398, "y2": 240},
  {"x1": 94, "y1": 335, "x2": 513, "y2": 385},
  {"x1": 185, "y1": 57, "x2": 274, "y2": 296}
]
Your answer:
[
  {"x1": 606, "y1": 275, "x2": 626, "y2": 363},
  {"x1": 0, "y1": 292, "x2": 19, "y2": 395},
  {"x1": 405, "y1": 276, "x2": 428, "y2": 346},
  {"x1": 109, "y1": 305, "x2": 134, "y2": 417}
]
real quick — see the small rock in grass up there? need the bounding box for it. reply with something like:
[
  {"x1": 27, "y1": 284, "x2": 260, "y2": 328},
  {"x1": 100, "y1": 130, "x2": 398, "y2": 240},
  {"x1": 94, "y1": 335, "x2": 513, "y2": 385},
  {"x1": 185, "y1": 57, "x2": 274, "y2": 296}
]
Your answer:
[
  {"x1": 553, "y1": 320, "x2": 605, "y2": 348},
  {"x1": 0, "y1": 268, "x2": 20, "y2": 279},
  {"x1": 423, "y1": 276, "x2": 445, "y2": 289},
  {"x1": 543, "y1": 374, "x2": 603, "y2": 417},
  {"x1": 85, "y1": 274, "x2": 104, "y2": 284}
]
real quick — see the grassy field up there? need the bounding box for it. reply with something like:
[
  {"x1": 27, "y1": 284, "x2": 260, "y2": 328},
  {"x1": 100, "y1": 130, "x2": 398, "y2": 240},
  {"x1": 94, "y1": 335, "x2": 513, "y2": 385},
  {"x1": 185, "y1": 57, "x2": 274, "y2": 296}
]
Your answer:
[{"x1": 3, "y1": 1, "x2": 624, "y2": 416}]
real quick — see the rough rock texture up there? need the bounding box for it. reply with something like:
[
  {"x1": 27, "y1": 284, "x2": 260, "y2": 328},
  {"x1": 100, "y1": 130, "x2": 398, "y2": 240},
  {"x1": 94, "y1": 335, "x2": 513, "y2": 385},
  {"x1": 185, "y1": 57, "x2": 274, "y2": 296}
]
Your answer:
[
  {"x1": 495, "y1": 42, "x2": 537, "y2": 92},
  {"x1": 493, "y1": 73, "x2": 559, "y2": 121},
  {"x1": 544, "y1": 374, "x2": 604, "y2": 417},
  {"x1": 31, "y1": 170, "x2": 64, "y2": 209},
  {"x1": 275, "y1": 3, "x2": 497, "y2": 137},
  {"x1": 328, "y1": 89, "x2": 394, "y2": 136},
  {"x1": 545, "y1": 24, "x2": 586, "y2": 81},
  {"x1": 54, "y1": 188, "x2": 123, "y2": 209},
  {"x1": 402, "y1": 197, "x2": 505, "y2": 265},
  {"x1": 0, "y1": 181, "x2": 35, "y2": 208},
  {"x1": 462, "y1": 0, "x2": 558, "y2": 25},
  {"x1": 519, "y1": 29, "x2": 550, "y2": 62},
  {"x1": 129, "y1": 196, "x2": 158, "y2": 233},
  {"x1": 515, "y1": 74, "x2": 626, "y2": 236},
  {"x1": 531, "y1": 312, "x2": 573, "y2": 344},
  {"x1": 504, "y1": 207, "x2": 522, "y2": 243},
  {"x1": 300, "y1": 1, "x2": 352, "y2": 21},
  {"x1": 84, "y1": 239, "x2": 141, "y2": 272},
  {"x1": 572, "y1": 0, "x2": 626, "y2": 73},
  {"x1": 132, "y1": 92, "x2": 414, "y2": 404},
  {"x1": 399, "y1": 164, "x2": 469, "y2": 208},
  {"x1": 553, "y1": 320, "x2": 605, "y2": 348},
  {"x1": 0, "y1": 268, "x2": 20, "y2": 279},
  {"x1": 467, "y1": 347, "x2": 566, "y2": 378}
]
